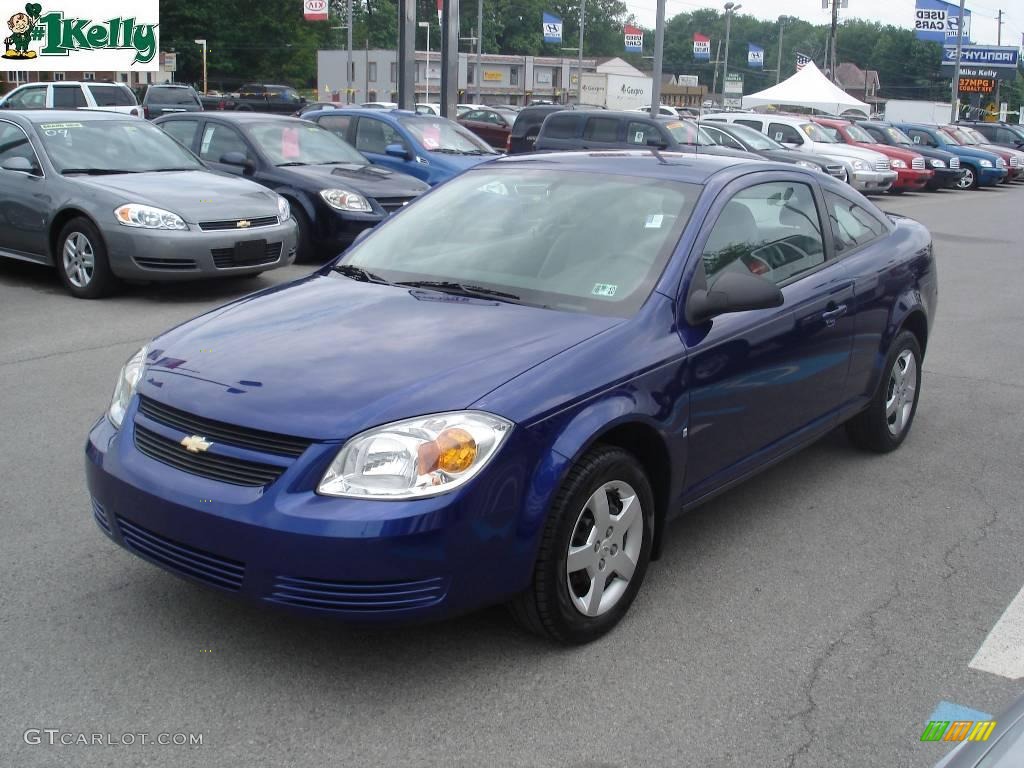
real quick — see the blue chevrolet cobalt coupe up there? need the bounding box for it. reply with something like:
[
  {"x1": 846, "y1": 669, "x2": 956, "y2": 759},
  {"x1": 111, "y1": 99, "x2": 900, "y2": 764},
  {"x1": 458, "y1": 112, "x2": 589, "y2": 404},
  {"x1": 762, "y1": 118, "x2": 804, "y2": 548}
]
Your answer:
[{"x1": 85, "y1": 151, "x2": 936, "y2": 643}]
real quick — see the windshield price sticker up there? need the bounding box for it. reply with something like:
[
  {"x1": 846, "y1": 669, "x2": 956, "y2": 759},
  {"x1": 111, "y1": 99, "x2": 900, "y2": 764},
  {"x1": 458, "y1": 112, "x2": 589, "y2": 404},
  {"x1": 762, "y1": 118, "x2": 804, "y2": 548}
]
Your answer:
[
  {"x1": 592, "y1": 283, "x2": 618, "y2": 297},
  {"x1": 645, "y1": 214, "x2": 664, "y2": 229},
  {"x1": 40, "y1": 122, "x2": 83, "y2": 131}
]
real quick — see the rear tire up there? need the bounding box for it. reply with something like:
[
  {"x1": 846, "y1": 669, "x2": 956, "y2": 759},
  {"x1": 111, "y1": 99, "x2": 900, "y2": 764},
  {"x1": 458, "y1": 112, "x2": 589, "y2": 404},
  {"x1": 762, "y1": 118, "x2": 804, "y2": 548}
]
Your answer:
[
  {"x1": 55, "y1": 217, "x2": 118, "y2": 299},
  {"x1": 845, "y1": 330, "x2": 922, "y2": 453},
  {"x1": 509, "y1": 446, "x2": 654, "y2": 644}
]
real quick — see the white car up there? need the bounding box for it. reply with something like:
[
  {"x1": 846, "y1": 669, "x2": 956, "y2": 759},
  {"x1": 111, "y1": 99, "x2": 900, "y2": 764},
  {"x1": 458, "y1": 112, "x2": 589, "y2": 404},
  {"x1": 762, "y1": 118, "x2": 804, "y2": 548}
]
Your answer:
[
  {"x1": 360, "y1": 101, "x2": 399, "y2": 109},
  {"x1": 0, "y1": 81, "x2": 142, "y2": 116},
  {"x1": 415, "y1": 103, "x2": 441, "y2": 115},
  {"x1": 631, "y1": 105, "x2": 681, "y2": 118}
]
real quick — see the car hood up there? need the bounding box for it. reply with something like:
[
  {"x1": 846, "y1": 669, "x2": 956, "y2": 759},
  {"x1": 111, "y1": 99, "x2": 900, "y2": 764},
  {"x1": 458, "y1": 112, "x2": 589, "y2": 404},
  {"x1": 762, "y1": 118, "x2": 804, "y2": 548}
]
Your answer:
[
  {"x1": 284, "y1": 163, "x2": 429, "y2": 197},
  {"x1": 945, "y1": 144, "x2": 1002, "y2": 161},
  {"x1": 74, "y1": 170, "x2": 279, "y2": 223},
  {"x1": 139, "y1": 273, "x2": 621, "y2": 440},
  {"x1": 424, "y1": 151, "x2": 496, "y2": 170},
  {"x1": 807, "y1": 142, "x2": 887, "y2": 163},
  {"x1": 853, "y1": 142, "x2": 921, "y2": 163},
  {"x1": 697, "y1": 145, "x2": 763, "y2": 160},
  {"x1": 893, "y1": 144, "x2": 956, "y2": 162}
]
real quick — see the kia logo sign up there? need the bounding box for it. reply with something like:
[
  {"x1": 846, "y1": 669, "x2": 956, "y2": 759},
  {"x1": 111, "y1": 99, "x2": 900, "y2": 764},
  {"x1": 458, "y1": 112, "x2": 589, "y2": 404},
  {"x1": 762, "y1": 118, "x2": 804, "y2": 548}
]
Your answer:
[
  {"x1": 304, "y1": 0, "x2": 329, "y2": 19},
  {"x1": 307, "y1": 0, "x2": 327, "y2": 8}
]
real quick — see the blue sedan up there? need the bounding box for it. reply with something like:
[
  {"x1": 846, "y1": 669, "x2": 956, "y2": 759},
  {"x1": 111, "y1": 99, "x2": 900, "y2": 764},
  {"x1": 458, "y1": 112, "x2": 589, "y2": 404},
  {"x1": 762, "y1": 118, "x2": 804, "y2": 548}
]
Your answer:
[
  {"x1": 301, "y1": 108, "x2": 498, "y2": 185},
  {"x1": 85, "y1": 152, "x2": 936, "y2": 643}
]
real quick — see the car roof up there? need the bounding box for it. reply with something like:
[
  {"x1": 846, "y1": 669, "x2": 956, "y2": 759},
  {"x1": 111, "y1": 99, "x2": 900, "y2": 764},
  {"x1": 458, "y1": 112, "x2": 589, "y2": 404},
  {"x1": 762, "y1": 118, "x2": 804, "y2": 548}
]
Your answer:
[
  {"x1": 158, "y1": 111, "x2": 301, "y2": 123},
  {"x1": 15, "y1": 109, "x2": 130, "y2": 123},
  {"x1": 492, "y1": 149, "x2": 794, "y2": 183}
]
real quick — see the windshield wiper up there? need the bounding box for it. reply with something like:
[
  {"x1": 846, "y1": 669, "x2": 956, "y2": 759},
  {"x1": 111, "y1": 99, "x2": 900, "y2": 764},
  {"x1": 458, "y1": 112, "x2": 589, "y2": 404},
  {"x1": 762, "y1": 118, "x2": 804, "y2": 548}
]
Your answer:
[
  {"x1": 60, "y1": 168, "x2": 139, "y2": 175},
  {"x1": 461, "y1": 149, "x2": 493, "y2": 155},
  {"x1": 276, "y1": 161, "x2": 309, "y2": 167},
  {"x1": 319, "y1": 161, "x2": 364, "y2": 168},
  {"x1": 148, "y1": 167, "x2": 197, "y2": 172},
  {"x1": 396, "y1": 280, "x2": 520, "y2": 302},
  {"x1": 429, "y1": 148, "x2": 464, "y2": 155},
  {"x1": 331, "y1": 264, "x2": 393, "y2": 284}
]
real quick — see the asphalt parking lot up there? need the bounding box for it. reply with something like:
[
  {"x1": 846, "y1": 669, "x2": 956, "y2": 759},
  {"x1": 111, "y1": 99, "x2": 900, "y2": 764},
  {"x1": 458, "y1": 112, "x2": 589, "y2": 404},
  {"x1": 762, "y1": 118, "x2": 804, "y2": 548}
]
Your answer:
[{"x1": 2, "y1": 183, "x2": 1022, "y2": 768}]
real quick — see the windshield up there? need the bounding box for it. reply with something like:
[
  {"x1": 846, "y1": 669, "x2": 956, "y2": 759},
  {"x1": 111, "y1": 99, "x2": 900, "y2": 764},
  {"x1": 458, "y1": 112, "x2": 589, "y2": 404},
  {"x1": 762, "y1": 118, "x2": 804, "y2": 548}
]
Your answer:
[
  {"x1": 801, "y1": 123, "x2": 835, "y2": 143},
  {"x1": 845, "y1": 123, "x2": 876, "y2": 142},
  {"x1": 947, "y1": 127, "x2": 976, "y2": 145},
  {"x1": 665, "y1": 121, "x2": 712, "y2": 146},
  {"x1": 961, "y1": 127, "x2": 989, "y2": 144},
  {"x1": 813, "y1": 125, "x2": 841, "y2": 142},
  {"x1": 339, "y1": 168, "x2": 699, "y2": 317},
  {"x1": 932, "y1": 130, "x2": 956, "y2": 146},
  {"x1": 884, "y1": 126, "x2": 914, "y2": 145},
  {"x1": 148, "y1": 88, "x2": 199, "y2": 106},
  {"x1": 248, "y1": 121, "x2": 366, "y2": 166},
  {"x1": 399, "y1": 116, "x2": 496, "y2": 154},
  {"x1": 36, "y1": 120, "x2": 204, "y2": 173},
  {"x1": 719, "y1": 123, "x2": 782, "y2": 150}
]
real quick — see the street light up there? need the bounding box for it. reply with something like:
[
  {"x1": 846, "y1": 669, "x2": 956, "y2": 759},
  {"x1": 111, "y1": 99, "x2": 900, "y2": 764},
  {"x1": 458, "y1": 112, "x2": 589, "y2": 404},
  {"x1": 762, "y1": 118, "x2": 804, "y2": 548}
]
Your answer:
[
  {"x1": 722, "y1": 2, "x2": 741, "y2": 102},
  {"x1": 418, "y1": 21, "x2": 430, "y2": 105},
  {"x1": 193, "y1": 38, "x2": 207, "y2": 94}
]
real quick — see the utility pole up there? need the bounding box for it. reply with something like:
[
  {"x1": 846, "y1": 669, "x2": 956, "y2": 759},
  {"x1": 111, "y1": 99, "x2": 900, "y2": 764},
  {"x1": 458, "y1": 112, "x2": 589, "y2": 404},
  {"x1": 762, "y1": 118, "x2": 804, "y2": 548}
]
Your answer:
[
  {"x1": 828, "y1": 0, "x2": 838, "y2": 82},
  {"x1": 346, "y1": 0, "x2": 353, "y2": 103},
  {"x1": 577, "y1": 0, "x2": 586, "y2": 104},
  {"x1": 994, "y1": 9, "x2": 1003, "y2": 110},
  {"x1": 476, "y1": 0, "x2": 483, "y2": 102},
  {"x1": 649, "y1": 0, "x2": 665, "y2": 117},
  {"x1": 776, "y1": 18, "x2": 785, "y2": 84},
  {"x1": 949, "y1": 0, "x2": 966, "y2": 123},
  {"x1": 723, "y1": 2, "x2": 740, "y2": 94},
  {"x1": 711, "y1": 39, "x2": 722, "y2": 100},
  {"x1": 194, "y1": 39, "x2": 207, "y2": 94}
]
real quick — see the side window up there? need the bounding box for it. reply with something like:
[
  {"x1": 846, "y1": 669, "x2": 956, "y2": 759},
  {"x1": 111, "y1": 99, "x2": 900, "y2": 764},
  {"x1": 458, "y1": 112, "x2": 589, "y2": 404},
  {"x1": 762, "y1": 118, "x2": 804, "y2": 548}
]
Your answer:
[
  {"x1": 354, "y1": 117, "x2": 404, "y2": 154},
  {"x1": 6, "y1": 85, "x2": 46, "y2": 109},
  {"x1": 199, "y1": 124, "x2": 250, "y2": 162},
  {"x1": 862, "y1": 125, "x2": 884, "y2": 142},
  {"x1": 160, "y1": 120, "x2": 200, "y2": 151},
  {"x1": 87, "y1": 85, "x2": 136, "y2": 107},
  {"x1": 735, "y1": 119, "x2": 763, "y2": 131},
  {"x1": 908, "y1": 129, "x2": 933, "y2": 147},
  {"x1": 317, "y1": 114, "x2": 352, "y2": 138},
  {"x1": 52, "y1": 85, "x2": 87, "y2": 108},
  {"x1": 626, "y1": 121, "x2": 659, "y2": 146},
  {"x1": 0, "y1": 121, "x2": 41, "y2": 172},
  {"x1": 541, "y1": 114, "x2": 579, "y2": 139},
  {"x1": 769, "y1": 123, "x2": 802, "y2": 145},
  {"x1": 824, "y1": 191, "x2": 887, "y2": 252},
  {"x1": 702, "y1": 182, "x2": 825, "y2": 288},
  {"x1": 995, "y1": 127, "x2": 1017, "y2": 144},
  {"x1": 583, "y1": 117, "x2": 620, "y2": 142},
  {"x1": 462, "y1": 110, "x2": 487, "y2": 122}
]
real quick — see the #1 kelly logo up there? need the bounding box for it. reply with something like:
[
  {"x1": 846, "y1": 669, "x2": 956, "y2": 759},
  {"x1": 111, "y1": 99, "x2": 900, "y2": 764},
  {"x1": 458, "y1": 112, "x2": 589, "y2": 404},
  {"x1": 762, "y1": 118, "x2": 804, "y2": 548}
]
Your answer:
[{"x1": 2, "y1": 1, "x2": 158, "y2": 65}]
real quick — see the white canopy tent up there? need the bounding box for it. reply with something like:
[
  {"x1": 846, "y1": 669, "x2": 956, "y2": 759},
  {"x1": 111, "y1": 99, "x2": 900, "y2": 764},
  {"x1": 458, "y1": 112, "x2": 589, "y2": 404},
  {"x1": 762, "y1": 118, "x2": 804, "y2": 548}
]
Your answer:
[{"x1": 741, "y1": 61, "x2": 871, "y2": 117}]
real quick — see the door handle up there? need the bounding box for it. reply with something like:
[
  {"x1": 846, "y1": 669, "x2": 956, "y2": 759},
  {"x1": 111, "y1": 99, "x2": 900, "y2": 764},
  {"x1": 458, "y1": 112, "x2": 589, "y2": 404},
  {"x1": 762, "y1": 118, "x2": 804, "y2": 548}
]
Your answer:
[{"x1": 822, "y1": 304, "x2": 848, "y2": 324}]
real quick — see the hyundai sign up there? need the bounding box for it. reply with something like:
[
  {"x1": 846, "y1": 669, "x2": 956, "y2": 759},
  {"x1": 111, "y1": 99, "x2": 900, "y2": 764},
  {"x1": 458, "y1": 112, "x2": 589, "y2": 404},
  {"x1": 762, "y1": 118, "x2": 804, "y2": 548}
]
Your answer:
[
  {"x1": 914, "y1": 0, "x2": 971, "y2": 44},
  {"x1": 941, "y1": 45, "x2": 1019, "y2": 69}
]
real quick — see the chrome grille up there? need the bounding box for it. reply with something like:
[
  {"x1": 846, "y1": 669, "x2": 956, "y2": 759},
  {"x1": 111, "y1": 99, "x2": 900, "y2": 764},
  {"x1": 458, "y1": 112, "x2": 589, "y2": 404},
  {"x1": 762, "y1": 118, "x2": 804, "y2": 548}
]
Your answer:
[
  {"x1": 210, "y1": 242, "x2": 283, "y2": 269},
  {"x1": 199, "y1": 216, "x2": 278, "y2": 231},
  {"x1": 950, "y1": 157, "x2": 960, "y2": 169},
  {"x1": 118, "y1": 517, "x2": 245, "y2": 591},
  {"x1": 266, "y1": 574, "x2": 448, "y2": 612},
  {"x1": 375, "y1": 196, "x2": 415, "y2": 214},
  {"x1": 911, "y1": 157, "x2": 926, "y2": 170},
  {"x1": 1010, "y1": 156, "x2": 1021, "y2": 168},
  {"x1": 874, "y1": 159, "x2": 891, "y2": 171},
  {"x1": 133, "y1": 424, "x2": 286, "y2": 487}
]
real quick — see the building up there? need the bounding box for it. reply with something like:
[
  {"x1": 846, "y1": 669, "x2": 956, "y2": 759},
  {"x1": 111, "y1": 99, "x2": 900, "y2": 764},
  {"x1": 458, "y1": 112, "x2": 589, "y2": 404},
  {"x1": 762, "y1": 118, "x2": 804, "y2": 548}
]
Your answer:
[
  {"x1": 659, "y1": 74, "x2": 709, "y2": 110},
  {"x1": 317, "y1": 49, "x2": 598, "y2": 106},
  {"x1": 835, "y1": 62, "x2": 882, "y2": 106},
  {"x1": 1, "y1": 54, "x2": 178, "y2": 95}
]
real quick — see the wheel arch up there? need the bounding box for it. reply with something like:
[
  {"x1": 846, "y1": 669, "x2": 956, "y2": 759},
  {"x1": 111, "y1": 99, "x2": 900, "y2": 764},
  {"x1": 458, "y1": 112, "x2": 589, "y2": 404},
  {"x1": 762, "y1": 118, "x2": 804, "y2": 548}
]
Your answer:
[{"x1": 49, "y1": 208, "x2": 104, "y2": 262}]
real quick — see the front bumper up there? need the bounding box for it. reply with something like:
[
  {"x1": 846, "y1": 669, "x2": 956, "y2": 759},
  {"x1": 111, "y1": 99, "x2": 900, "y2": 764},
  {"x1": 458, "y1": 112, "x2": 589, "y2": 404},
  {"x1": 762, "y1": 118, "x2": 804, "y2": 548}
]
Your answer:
[
  {"x1": 84, "y1": 405, "x2": 543, "y2": 622},
  {"x1": 927, "y1": 167, "x2": 965, "y2": 188},
  {"x1": 978, "y1": 167, "x2": 1006, "y2": 186},
  {"x1": 891, "y1": 168, "x2": 933, "y2": 191},
  {"x1": 104, "y1": 219, "x2": 298, "y2": 280},
  {"x1": 849, "y1": 169, "x2": 897, "y2": 193}
]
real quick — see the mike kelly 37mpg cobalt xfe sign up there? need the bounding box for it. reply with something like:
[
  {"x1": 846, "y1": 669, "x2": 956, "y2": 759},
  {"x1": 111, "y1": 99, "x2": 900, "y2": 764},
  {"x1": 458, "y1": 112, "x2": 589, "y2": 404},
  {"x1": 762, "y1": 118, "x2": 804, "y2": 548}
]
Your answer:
[{"x1": 1, "y1": 0, "x2": 159, "y2": 70}]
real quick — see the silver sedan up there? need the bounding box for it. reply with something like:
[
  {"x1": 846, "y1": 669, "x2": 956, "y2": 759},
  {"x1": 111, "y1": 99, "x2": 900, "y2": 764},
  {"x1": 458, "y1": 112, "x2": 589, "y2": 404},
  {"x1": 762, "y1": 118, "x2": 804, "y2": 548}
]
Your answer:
[{"x1": 0, "y1": 110, "x2": 297, "y2": 298}]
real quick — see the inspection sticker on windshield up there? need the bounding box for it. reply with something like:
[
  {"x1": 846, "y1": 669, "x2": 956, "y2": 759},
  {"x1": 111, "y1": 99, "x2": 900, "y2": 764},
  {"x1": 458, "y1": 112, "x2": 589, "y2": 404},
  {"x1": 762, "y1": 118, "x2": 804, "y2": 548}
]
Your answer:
[
  {"x1": 592, "y1": 283, "x2": 618, "y2": 297},
  {"x1": 40, "y1": 123, "x2": 83, "y2": 131},
  {"x1": 645, "y1": 214, "x2": 664, "y2": 229}
]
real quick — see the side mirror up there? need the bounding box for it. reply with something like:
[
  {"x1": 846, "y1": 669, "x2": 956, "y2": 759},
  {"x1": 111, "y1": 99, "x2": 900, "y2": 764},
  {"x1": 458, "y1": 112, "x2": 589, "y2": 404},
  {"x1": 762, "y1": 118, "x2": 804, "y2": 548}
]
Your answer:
[
  {"x1": 1, "y1": 156, "x2": 35, "y2": 173},
  {"x1": 220, "y1": 151, "x2": 255, "y2": 173},
  {"x1": 686, "y1": 270, "x2": 784, "y2": 324},
  {"x1": 385, "y1": 143, "x2": 411, "y2": 160},
  {"x1": 300, "y1": 96, "x2": 308, "y2": 105}
]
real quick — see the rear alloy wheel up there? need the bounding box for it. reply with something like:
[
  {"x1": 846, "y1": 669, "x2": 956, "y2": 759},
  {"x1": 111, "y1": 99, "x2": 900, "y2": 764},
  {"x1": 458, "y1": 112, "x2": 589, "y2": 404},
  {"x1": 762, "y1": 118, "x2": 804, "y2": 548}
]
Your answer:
[
  {"x1": 509, "y1": 446, "x2": 654, "y2": 644},
  {"x1": 957, "y1": 166, "x2": 977, "y2": 190},
  {"x1": 56, "y1": 218, "x2": 117, "y2": 299},
  {"x1": 846, "y1": 329, "x2": 922, "y2": 453}
]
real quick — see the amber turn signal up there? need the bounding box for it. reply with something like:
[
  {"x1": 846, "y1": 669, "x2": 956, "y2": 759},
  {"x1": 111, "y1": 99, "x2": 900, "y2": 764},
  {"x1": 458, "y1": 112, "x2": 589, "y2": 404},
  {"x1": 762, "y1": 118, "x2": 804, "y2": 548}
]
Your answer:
[{"x1": 417, "y1": 428, "x2": 477, "y2": 475}]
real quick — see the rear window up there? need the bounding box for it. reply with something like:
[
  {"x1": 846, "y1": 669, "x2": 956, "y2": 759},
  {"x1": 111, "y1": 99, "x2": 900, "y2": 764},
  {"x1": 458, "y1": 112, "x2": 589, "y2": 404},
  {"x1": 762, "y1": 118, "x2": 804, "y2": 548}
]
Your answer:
[
  {"x1": 52, "y1": 85, "x2": 87, "y2": 108},
  {"x1": 147, "y1": 88, "x2": 199, "y2": 106},
  {"x1": 542, "y1": 114, "x2": 580, "y2": 140},
  {"x1": 88, "y1": 85, "x2": 137, "y2": 107}
]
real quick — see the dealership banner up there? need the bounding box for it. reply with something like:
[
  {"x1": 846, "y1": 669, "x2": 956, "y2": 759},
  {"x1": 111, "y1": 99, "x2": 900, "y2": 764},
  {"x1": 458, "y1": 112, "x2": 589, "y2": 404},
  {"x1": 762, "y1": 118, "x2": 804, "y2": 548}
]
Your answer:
[
  {"x1": 747, "y1": 43, "x2": 763, "y2": 69},
  {"x1": 0, "y1": 0, "x2": 159, "y2": 70},
  {"x1": 693, "y1": 33, "x2": 710, "y2": 61},
  {"x1": 941, "y1": 44, "x2": 1018, "y2": 69},
  {"x1": 303, "y1": 0, "x2": 328, "y2": 22},
  {"x1": 914, "y1": 0, "x2": 971, "y2": 44},
  {"x1": 624, "y1": 24, "x2": 643, "y2": 53},
  {"x1": 542, "y1": 12, "x2": 562, "y2": 44}
]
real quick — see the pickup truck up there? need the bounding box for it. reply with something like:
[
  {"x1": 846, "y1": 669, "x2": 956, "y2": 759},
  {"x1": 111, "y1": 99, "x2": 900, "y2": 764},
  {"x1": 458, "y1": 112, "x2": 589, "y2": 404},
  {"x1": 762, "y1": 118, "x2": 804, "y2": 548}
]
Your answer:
[{"x1": 199, "y1": 84, "x2": 307, "y2": 113}]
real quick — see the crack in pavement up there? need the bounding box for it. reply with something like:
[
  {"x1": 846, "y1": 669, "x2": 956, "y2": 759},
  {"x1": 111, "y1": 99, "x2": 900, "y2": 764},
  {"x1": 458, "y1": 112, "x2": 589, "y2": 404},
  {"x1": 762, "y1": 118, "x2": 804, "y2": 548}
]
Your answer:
[
  {"x1": 783, "y1": 581, "x2": 903, "y2": 768},
  {"x1": 940, "y1": 460, "x2": 1001, "y2": 583},
  {"x1": 0, "y1": 337, "x2": 150, "y2": 368}
]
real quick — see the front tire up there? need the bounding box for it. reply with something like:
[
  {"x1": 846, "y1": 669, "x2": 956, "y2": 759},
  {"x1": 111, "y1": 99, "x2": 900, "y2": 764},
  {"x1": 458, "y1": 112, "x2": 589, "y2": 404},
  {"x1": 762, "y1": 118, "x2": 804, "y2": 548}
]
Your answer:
[
  {"x1": 509, "y1": 446, "x2": 654, "y2": 644},
  {"x1": 56, "y1": 217, "x2": 117, "y2": 299},
  {"x1": 290, "y1": 206, "x2": 315, "y2": 263},
  {"x1": 957, "y1": 166, "x2": 977, "y2": 190},
  {"x1": 845, "y1": 330, "x2": 922, "y2": 453}
]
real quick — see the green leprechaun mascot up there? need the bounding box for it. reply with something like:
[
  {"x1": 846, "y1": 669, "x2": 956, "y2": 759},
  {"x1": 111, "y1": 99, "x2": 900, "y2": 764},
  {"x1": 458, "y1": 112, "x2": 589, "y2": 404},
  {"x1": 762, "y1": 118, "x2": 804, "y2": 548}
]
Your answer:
[{"x1": 4, "y1": 3, "x2": 42, "y2": 59}]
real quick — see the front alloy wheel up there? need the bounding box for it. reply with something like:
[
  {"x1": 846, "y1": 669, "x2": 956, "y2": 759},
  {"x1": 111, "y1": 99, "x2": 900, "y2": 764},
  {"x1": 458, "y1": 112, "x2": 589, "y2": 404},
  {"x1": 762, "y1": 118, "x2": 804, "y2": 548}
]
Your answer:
[
  {"x1": 56, "y1": 217, "x2": 117, "y2": 299},
  {"x1": 957, "y1": 167, "x2": 976, "y2": 189},
  {"x1": 62, "y1": 232, "x2": 95, "y2": 289}
]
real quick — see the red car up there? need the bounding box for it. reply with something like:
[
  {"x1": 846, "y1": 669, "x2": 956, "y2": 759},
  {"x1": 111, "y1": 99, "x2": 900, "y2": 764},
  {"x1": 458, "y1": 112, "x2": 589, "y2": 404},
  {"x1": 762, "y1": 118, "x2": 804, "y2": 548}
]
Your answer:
[
  {"x1": 813, "y1": 117, "x2": 932, "y2": 193},
  {"x1": 938, "y1": 124, "x2": 1021, "y2": 183},
  {"x1": 457, "y1": 107, "x2": 516, "y2": 151}
]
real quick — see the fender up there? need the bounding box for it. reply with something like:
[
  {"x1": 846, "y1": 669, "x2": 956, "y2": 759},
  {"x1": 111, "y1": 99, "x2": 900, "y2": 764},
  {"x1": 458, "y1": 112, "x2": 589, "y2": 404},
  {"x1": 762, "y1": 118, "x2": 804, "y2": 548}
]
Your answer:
[
  {"x1": 272, "y1": 186, "x2": 315, "y2": 226},
  {"x1": 865, "y1": 288, "x2": 930, "y2": 400}
]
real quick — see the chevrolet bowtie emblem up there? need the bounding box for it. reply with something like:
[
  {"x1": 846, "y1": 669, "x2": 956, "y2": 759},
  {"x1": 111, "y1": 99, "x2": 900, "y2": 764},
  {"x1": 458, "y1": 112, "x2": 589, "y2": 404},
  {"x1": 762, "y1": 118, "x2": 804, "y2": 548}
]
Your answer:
[
  {"x1": 180, "y1": 435, "x2": 213, "y2": 453},
  {"x1": 236, "y1": 219, "x2": 251, "y2": 228}
]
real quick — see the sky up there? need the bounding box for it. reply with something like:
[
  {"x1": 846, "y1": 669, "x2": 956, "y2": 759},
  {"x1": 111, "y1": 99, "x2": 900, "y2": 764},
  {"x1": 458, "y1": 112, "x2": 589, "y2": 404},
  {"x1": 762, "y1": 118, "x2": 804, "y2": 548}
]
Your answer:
[{"x1": 626, "y1": 0, "x2": 1023, "y2": 49}]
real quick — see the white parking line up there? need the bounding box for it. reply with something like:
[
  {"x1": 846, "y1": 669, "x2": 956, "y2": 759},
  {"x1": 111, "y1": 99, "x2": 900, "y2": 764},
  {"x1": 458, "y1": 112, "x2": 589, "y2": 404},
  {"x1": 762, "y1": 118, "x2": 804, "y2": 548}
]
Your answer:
[{"x1": 969, "y1": 584, "x2": 1024, "y2": 680}]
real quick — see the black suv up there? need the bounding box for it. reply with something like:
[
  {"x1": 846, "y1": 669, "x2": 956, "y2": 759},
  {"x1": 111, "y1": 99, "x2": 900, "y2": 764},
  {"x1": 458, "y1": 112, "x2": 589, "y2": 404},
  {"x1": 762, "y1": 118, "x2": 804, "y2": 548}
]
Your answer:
[
  {"x1": 508, "y1": 104, "x2": 577, "y2": 154},
  {"x1": 142, "y1": 84, "x2": 203, "y2": 119},
  {"x1": 534, "y1": 110, "x2": 761, "y2": 160},
  {"x1": 957, "y1": 121, "x2": 1024, "y2": 151}
]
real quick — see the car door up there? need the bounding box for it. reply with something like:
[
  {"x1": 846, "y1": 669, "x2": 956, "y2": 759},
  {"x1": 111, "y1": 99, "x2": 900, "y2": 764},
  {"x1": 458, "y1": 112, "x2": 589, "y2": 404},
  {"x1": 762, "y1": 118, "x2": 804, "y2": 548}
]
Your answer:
[
  {"x1": 0, "y1": 120, "x2": 49, "y2": 260},
  {"x1": 581, "y1": 116, "x2": 623, "y2": 150},
  {"x1": 680, "y1": 174, "x2": 855, "y2": 502},
  {"x1": 353, "y1": 115, "x2": 418, "y2": 177},
  {"x1": 197, "y1": 121, "x2": 259, "y2": 177}
]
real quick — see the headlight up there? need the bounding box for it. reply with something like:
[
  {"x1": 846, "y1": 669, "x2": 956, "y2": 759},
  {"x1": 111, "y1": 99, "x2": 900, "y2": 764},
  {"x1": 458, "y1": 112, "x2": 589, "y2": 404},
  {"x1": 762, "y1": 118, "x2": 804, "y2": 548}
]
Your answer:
[
  {"x1": 277, "y1": 195, "x2": 290, "y2": 220},
  {"x1": 114, "y1": 204, "x2": 187, "y2": 230},
  {"x1": 891, "y1": 158, "x2": 907, "y2": 169},
  {"x1": 980, "y1": 159, "x2": 993, "y2": 168},
  {"x1": 320, "y1": 188, "x2": 372, "y2": 212},
  {"x1": 929, "y1": 158, "x2": 946, "y2": 168},
  {"x1": 852, "y1": 159, "x2": 869, "y2": 171},
  {"x1": 794, "y1": 160, "x2": 819, "y2": 170},
  {"x1": 318, "y1": 411, "x2": 513, "y2": 499},
  {"x1": 108, "y1": 345, "x2": 148, "y2": 428}
]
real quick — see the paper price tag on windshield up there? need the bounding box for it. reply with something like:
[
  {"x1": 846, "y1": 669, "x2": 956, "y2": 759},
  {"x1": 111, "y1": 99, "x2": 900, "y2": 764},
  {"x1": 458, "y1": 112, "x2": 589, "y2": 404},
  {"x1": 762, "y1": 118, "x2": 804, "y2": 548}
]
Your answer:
[
  {"x1": 592, "y1": 283, "x2": 618, "y2": 297},
  {"x1": 645, "y1": 214, "x2": 663, "y2": 229},
  {"x1": 421, "y1": 125, "x2": 441, "y2": 150},
  {"x1": 282, "y1": 128, "x2": 301, "y2": 159},
  {"x1": 40, "y1": 123, "x2": 83, "y2": 130}
]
